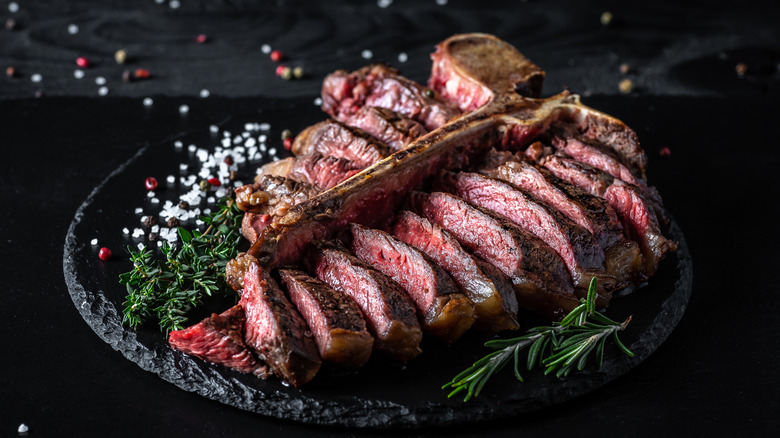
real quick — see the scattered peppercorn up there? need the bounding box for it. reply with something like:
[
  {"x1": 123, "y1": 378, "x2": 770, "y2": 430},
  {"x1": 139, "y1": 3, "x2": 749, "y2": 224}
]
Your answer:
[
  {"x1": 735, "y1": 63, "x2": 748, "y2": 77},
  {"x1": 223, "y1": 155, "x2": 234, "y2": 165},
  {"x1": 115, "y1": 49, "x2": 127, "y2": 64},
  {"x1": 148, "y1": 232, "x2": 158, "y2": 242},
  {"x1": 143, "y1": 215, "x2": 157, "y2": 228},
  {"x1": 423, "y1": 89, "x2": 434, "y2": 98},
  {"x1": 167, "y1": 217, "x2": 180, "y2": 228},
  {"x1": 76, "y1": 56, "x2": 90, "y2": 68},
  {"x1": 600, "y1": 11, "x2": 613, "y2": 26},
  {"x1": 98, "y1": 247, "x2": 112, "y2": 261},
  {"x1": 195, "y1": 34, "x2": 208, "y2": 44},
  {"x1": 659, "y1": 146, "x2": 671, "y2": 158},
  {"x1": 199, "y1": 179, "x2": 211, "y2": 191},
  {"x1": 275, "y1": 64, "x2": 287, "y2": 77},
  {"x1": 280, "y1": 66, "x2": 292, "y2": 80},
  {"x1": 145, "y1": 177, "x2": 158, "y2": 191},
  {"x1": 134, "y1": 68, "x2": 150, "y2": 80},
  {"x1": 618, "y1": 78, "x2": 634, "y2": 94},
  {"x1": 6, "y1": 66, "x2": 15, "y2": 78},
  {"x1": 122, "y1": 69, "x2": 132, "y2": 82},
  {"x1": 270, "y1": 50, "x2": 284, "y2": 62},
  {"x1": 620, "y1": 63, "x2": 631, "y2": 74},
  {"x1": 292, "y1": 66, "x2": 304, "y2": 79},
  {"x1": 229, "y1": 170, "x2": 237, "y2": 181},
  {"x1": 208, "y1": 177, "x2": 221, "y2": 187},
  {"x1": 283, "y1": 137, "x2": 293, "y2": 150},
  {"x1": 178, "y1": 200, "x2": 190, "y2": 210},
  {"x1": 5, "y1": 18, "x2": 17, "y2": 30},
  {"x1": 281, "y1": 129, "x2": 293, "y2": 141}
]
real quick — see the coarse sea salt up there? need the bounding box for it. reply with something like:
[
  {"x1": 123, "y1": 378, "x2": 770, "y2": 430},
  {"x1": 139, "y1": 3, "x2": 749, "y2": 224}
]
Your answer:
[
  {"x1": 261, "y1": 44, "x2": 272, "y2": 54},
  {"x1": 68, "y1": 24, "x2": 79, "y2": 34},
  {"x1": 398, "y1": 52, "x2": 408, "y2": 63},
  {"x1": 91, "y1": 238, "x2": 98, "y2": 246},
  {"x1": 134, "y1": 207, "x2": 143, "y2": 214},
  {"x1": 95, "y1": 76, "x2": 106, "y2": 85},
  {"x1": 74, "y1": 69, "x2": 85, "y2": 79},
  {"x1": 259, "y1": 123, "x2": 271, "y2": 131},
  {"x1": 31, "y1": 74, "x2": 42, "y2": 83},
  {"x1": 143, "y1": 97, "x2": 154, "y2": 107},
  {"x1": 199, "y1": 89, "x2": 210, "y2": 98},
  {"x1": 179, "y1": 104, "x2": 190, "y2": 114},
  {"x1": 361, "y1": 49, "x2": 373, "y2": 59},
  {"x1": 98, "y1": 86, "x2": 109, "y2": 96},
  {"x1": 209, "y1": 125, "x2": 219, "y2": 134}
]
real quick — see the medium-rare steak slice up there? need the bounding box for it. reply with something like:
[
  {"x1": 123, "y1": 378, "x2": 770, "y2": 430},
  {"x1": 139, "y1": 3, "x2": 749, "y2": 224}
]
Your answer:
[
  {"x1": 322, "y1": 63, "x2": 460, "y2": 130},
  {"x1": 392, "y1": 210, "x2": 519, "y2": 334},
  {"x1": 408, "y1": 191, "x2": 578, "y2": 320},
  {"x1": 241, "y1": 263, "x2": 321, "y2": 387},
  {"x1": 291, "y1": 120, "x2": 392, "y2": 168},
  {"x1": 306, "y1": 241, "x2": 422, "y2": 361},
  {"x1": 288, "y1": 153, "x2": 364, "y2": 190},
  {"x1": 437, "y1": 170, "x2": 612, "y2": 304},
  {"x1": 476, "y1": 151, "x2": 645, "y2": 287},
  {"x1": 541, "y1": 154, "x2": 676, "y2": 276},
  {"x1": 343, "y1": 106, "x2": 428, "y2": 151},
  {"x1": 348, "y1": 223, "x2": 476, "y2": 343},
  {"x1": 168, "y1": 305, "x2": 270, "y2": 378},
  {"x1": 278, "y1": 268, "x2": 373, "y2": 367},
  {"x1": 429, "y1": 33, "x2": 545, "y2": 111}
]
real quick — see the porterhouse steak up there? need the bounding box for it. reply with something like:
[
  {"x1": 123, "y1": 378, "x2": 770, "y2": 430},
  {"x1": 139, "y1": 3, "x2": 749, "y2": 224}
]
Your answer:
[{"x1": 172, "y1": 33, "x2": 676, "y2": 387}]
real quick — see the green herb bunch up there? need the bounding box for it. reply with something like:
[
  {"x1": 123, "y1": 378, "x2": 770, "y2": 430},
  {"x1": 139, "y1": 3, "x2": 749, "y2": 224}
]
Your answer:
[
  {"x1": 119, "y1": 198, "x2": 243, "y2": 333},
  {"x1": 443, "y1": 278, "x2": 634, "y2": 401}
]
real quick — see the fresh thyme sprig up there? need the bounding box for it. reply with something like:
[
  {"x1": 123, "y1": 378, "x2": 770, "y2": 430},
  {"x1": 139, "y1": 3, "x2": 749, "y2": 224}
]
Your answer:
[
  {"x1": 119, "y1": 198, "x2": 243, "y2": 333},
  {"x1": 443, "y1": 278, "x2": 634, "y2": 401}
]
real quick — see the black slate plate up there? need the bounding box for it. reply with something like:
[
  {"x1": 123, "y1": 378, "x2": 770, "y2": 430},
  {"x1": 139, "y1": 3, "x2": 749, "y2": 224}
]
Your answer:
[{"x1": 63, "y1": 97, "x2": 692, "y2": 428}]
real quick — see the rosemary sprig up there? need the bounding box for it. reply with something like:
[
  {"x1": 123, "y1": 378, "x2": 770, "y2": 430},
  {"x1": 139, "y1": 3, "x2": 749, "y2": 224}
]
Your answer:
[
  {"x1": 119, "y1": 198, "x2": 243, "y2": 333},
  {"x1": 443, "y1": 278, "x2": 634, "y2": 401}
]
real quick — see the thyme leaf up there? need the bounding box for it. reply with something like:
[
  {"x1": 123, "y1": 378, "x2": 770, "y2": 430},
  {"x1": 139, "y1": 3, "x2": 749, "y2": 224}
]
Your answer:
[
  {"x1": 119, "y1": 198, "x2": 243, "y2": 333},
  {"x1": 443, "y1": 277, "x2": 634, "y2": 401}
]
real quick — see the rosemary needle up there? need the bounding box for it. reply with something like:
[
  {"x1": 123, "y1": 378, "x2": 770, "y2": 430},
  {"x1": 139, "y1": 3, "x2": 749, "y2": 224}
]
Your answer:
[
  {"x1": 119, "y1": 198, "x2": 243, "y2": 333},
  {"x1": 443, "y1": 278, "x2": 634, "y2": 401}
]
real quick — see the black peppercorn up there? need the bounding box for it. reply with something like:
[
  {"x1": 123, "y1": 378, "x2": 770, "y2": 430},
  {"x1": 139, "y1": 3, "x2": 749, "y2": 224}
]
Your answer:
[
  {"x1": 167, "y1": 217, "x2": 180, "y2": 228},
  {"x1": 148, "y1": 232, "x2": 158, "y2": 242},
  {"x1": 178, "y1": 201, "x2": 190, "y2": 210},
  {"x1": 143, "y1": 216, "x2": 157, "y2": 228}
]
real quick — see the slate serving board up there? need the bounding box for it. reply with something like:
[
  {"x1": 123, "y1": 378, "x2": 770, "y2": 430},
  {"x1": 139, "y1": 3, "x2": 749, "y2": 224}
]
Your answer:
[{"x1": 63, "y1": 97, "x2": 692, "y2": 428}]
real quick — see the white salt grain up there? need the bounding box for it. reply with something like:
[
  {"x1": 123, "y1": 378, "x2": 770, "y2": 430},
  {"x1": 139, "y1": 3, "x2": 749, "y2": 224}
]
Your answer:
[
  {"x1": 209, "y1": 125, "x2": 219, "y2": 134},
  {"x1": 18, "y1": 423, "x2": 28, "y2": 434},
  {"x1": 261, "y1": 44, "x2": 272, "y2": 54},
  {"x1": 152, "y1": 225, "x2": 160, "y2": 233},
  {"x1": 258, "y1": 134, "x2": 267, "y2": 143},
  {"x1": 179, "y1": 104, "x2": 190, "y2": 114},
  {"x1": 313, "y1": 97, "x2": 323, "y2": 106},
  {"x1": 74, "y1": 69, "x2": 85, "y2": 79},
  {"x1": 179, "y1": 163, "x2": 188, "y2": 171},
  {"x1": 134, "y1": 207, "x2": 143, "y2": 214},
  {"x1": 98, "y1": 86, "x2": 109, "y2": 96},
  {"x1": 199, "y1": 89, "x2": 210, "y2": 98},
  {"x1": 221, "y1": 138, "x2": 231, "y2": 147},
  {"x1": 207, "y1": 197, "x2": 215, "y2": 203},
  {"x1": 151, "y1": 197, "x2": 160, "y2": 204},
  {"x1": 268, "y1": 147, "x2": 277, "y2": 156},
  {"x1": 95, "y1": 76, "x2": 106, "y2": 85},
  {"x1": 436, "y1": 0, "x2": 448, "y2": 5},
  {"x1": 170, "y1": 0, "x2": 181, "y2": 9},
  {"x1": 147, "y1": 191, "x2": 155, "y2": 198},
  {"x1": 91, "y1": 238, "x2": 98, "y2": 246},
  {"x1": 259, "y1": 123, "x2": 271, "y2": 131},
  {"x1": 8, "y1": 3, "x2": 19, "y2": 13},
  {"x1": 123, "y1": 227, "x2": 130, "y2": 235},
  {"x1": 245, "y1": 137, "x2": 256, "y2": 147},
  {"x1": 143, "y1": 97, "x2": 154, "y2": 107},
  {"x1": 361, "y1": 49, "x2": 373, "y2": 59},
  {"x1": 137, "y1": 242, "x2": 145, "y2": 250},
  {"x1": 398, "y1": 52, "x2": 408, "y2": 63},
  {"x1": 166, "y1": 175, "x2": 175, "y2": 183},
  {"x1": 378, "y1": 0, "x2": 393, "y2": 7},
  {"x1": 31, "y1": 74, "x2": 42, "y2": 83}
]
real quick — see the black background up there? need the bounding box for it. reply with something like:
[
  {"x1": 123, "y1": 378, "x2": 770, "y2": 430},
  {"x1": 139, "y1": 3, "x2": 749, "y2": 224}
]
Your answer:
[{"x1": 2, "y1": 0, "x2": 779, "y2": 436}]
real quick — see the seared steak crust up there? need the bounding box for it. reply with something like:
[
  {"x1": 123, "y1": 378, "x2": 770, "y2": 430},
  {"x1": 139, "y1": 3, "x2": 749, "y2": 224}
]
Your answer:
[
  {"x1": 168, "y1": 305, "x2": 270, "y2": 377},
  {"x1": 278, "y1": 268, "x2": 373, "y2": 367},
  {"x1": 349, "y1": 223, "x2": 476, "y2": 343},
  {"x1": 306, "y1": 241, "x2": 422, "y2": 361},
  {"x1": 241, "y1": 263, "x2": 321, "y2": 387}
]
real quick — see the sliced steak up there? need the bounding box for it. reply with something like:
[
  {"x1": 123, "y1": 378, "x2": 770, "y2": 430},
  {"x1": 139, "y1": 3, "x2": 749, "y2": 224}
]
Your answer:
[
  {"x1": 541, "y1": 154, "x2": 676, "y2": 276},
  {"x1": 429, "y1": 33, "x2": 545, "y2": 111},
  {"x1": 291, "y1": 120, "x2": 392, "y2": 168},
  {"x1": 349, "y1": 223, "x2": 476, "y2": 343},
  {"x1": 255, "y1": 156, "x2": 296, "y2": 179},
  {"x1": 322, "y1": 63, "x2": 460, "y2": 130},
  {"x1": 408, "y1": 191, "x2": 578, "y2": 320},
  {"x1": 343, "y1": 106, "x2": 428, "y2": 151},
  {"x1": 288, "y1": 153, "x2": 364, "y2": 190},
  {"x1": 306, "y1": 241, "x2": 422, "y2": 361},
  {"x1": 278, "y1": 268, "x2": 373, "y2": 367},
  {"x1": 438, "y1": 170, "x2": 611, "y2": 303},
  {"x1": 392, "y1": 210, "x2": 519, "y2": 334},
  {"x1": 479, "y1": 156, "x2": 644, "y2": 287},
  {"x1": 168, "y1": 305, "x2": 270, "y2": 378},
  {"x1": 240, "y1": 263, "x2": 321, "y2": 387}
]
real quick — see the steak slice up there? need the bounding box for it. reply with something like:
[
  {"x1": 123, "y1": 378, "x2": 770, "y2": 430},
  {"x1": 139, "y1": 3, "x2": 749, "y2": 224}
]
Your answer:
[
  {"x1": 477, "y1": 153, "x2": 645, "y2": 287},
  {"x1": 429, "y1": 33, "x2": 545, "y2": 111},
  {"x1": 392, "y1": 210, "x2": 519, "y2": 334},
  {"x1": 168, "y1": 305, "x2": 270, "y2": 378},
  {"x1": 240, "y1": 263, "x2": 321, "y2": 387},
  {"x1": 349, "y1": 223, "x2": 476, "y2": 343},
  {"x1": 322, "y1": 63, "x2": 460, "y2": 130},
  {"x1": 291, "y1": 120, "x2": 392, "y2": 168},
  {"x1": 541, "y1": 154, "x2": 676, "y2": 276},
  {"x1": 288, "y1": 153, "x2": 364, "y2": 190},
  {"x1": 408, "y1": 191, "x2": 578, "y2": 320},
  {"x1": 438, "y1": 170, "x2": 612, "y2": 304},
  {"x1": 306, "y1": 241, "x2": 422, "y2": 361},
  {"x1": 343, "y1": 106, "x2": 428, "y2": 151},
  {"x1": 278, "y1": 268, "x2": 373, "y2": 367}
]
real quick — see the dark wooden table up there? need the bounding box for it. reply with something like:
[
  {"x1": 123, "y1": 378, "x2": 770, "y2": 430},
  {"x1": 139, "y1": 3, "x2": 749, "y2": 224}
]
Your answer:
[{"x1": 2, "y1": 1, "x2": 779, "y2": 436}]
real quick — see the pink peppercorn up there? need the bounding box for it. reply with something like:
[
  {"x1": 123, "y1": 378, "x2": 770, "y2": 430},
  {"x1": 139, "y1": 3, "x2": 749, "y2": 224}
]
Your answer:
[
  {"x1": 208, "y1": 177, "x2": 221, "y2": 187},
  {"x1": 283, "y1": 137, "x2": 293, "y2": 150},
  {"x1": 134, "y1": 68, "x2": 150, "y2": 79},
  {"x1": 270, "y1": 50, "x2": 284, "y2": 62},
  {"x1": 145, "y1": 177, "x2": 158, "y2": 191},
  {"x1": 659, "y1": 146, "x2": 671, "y2": 158},
  {"x1": 76, "y1": 57, "x2": 90, "y2": 68},
  {"x1": 195, "y1": 34, "x2": 208, "y2": 44},
  {"x1": 275, "y1": 65, "x2": 287, "y2": 77},
  {"x1": 99, "y1": 247, "x2": 112, "y2": 261}
]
